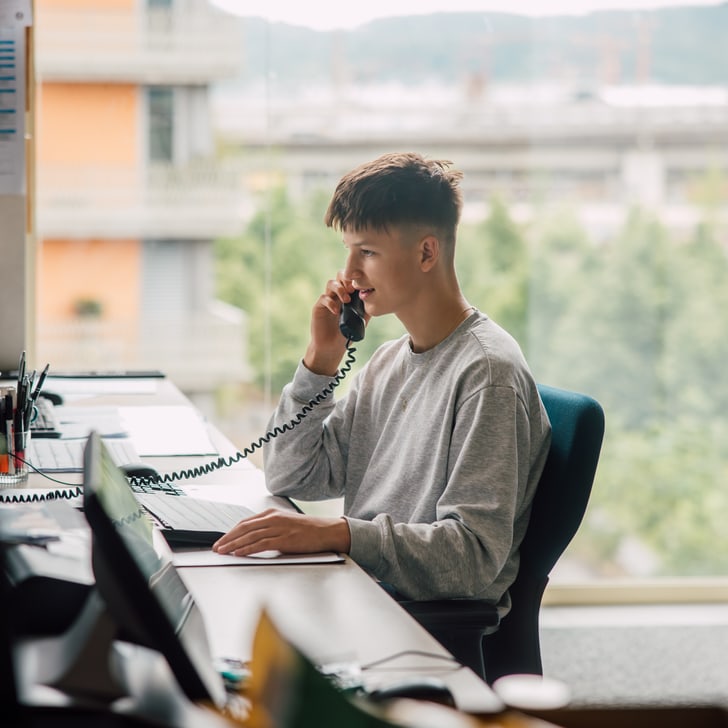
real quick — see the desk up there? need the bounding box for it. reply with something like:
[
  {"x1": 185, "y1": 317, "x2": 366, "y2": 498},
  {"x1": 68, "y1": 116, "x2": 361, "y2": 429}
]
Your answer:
[{"x1": 9, "y1": 374, "x2": 534, "y2": 724}]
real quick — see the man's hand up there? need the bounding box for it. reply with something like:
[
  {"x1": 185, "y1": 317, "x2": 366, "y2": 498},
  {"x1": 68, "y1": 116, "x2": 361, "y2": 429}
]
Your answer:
[
  {"x1": 304, "y1": 274, "x2": 361, "y2": 376},
  {"x1": 212, "y1": 509, "x2": 351, "y2": 556}
]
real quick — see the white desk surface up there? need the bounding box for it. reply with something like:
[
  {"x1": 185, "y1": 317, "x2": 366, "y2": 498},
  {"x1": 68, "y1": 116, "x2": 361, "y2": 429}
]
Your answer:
[
  {"x1": 24, "y1": 376, "x2": 504, "y2": 715},
  {"x1": 182, "y1": 555, "x2": 503, "y2": 714}
]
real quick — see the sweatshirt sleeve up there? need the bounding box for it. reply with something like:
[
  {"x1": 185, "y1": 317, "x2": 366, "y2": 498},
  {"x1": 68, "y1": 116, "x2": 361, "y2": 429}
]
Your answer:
[
  {"x1": 262, "y1": 361, "x2": 355, "y2": 500},
  {"x1": 346, "y1": 384, "x2": 548, "y2": 603}
]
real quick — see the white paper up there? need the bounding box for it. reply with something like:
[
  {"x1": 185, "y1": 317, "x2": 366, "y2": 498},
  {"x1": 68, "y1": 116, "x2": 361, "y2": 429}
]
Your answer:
[
  {"x1": 172, "y1": 549, "x2": 345, "y2": 568},
  {"x1": 46, "y1": 378, "x2": 158, "y2": 398},
  {"x1": 119, "y1": 406, "x2": 217, "y2": 456},
  {"x1": 54, "y1": 406, "x2": 128, "y2": 439}
]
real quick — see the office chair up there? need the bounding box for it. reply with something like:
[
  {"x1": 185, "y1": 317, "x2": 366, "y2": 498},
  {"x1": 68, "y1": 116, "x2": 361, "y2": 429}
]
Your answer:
[{"x1": 398, "y1": 384, "x2": 605, "y2": 684}]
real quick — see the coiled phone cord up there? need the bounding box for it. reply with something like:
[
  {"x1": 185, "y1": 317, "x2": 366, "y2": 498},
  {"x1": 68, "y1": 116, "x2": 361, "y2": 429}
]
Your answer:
[
  {"x1": 1, "y1": 343, "x2": 358, "y2": 501},
  {"x1": 127, "y1": 342, "x2": 357, "y2": 488}
]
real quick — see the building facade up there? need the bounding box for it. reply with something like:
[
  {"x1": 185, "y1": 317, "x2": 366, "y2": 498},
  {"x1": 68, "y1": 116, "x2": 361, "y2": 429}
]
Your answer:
[
  {"x1": 34, "y1": 0, "x2": 249, "y2": 394},
  {"x1": 215, "y1": 82, "x2": 728, "y2": 238}
]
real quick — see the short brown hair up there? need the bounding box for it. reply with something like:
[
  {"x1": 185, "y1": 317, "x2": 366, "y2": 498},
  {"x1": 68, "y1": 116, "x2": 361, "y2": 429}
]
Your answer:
[{"x1": 324, "y1": 152, "x2": 464, "y2": 245}]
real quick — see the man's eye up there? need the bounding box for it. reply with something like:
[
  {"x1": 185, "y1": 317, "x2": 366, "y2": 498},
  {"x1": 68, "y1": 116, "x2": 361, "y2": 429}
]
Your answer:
[{"x1": 361, "y1": 249, "x2": 374, "y2": 257}]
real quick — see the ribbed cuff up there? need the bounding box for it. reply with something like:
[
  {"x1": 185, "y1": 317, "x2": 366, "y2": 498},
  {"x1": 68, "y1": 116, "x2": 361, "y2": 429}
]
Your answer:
[{"x1": 345, "y1": 516, "x2": 383, "y2": 572}]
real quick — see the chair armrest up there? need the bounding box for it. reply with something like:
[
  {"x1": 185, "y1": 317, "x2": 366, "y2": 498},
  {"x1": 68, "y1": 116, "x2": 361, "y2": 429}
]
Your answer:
[
  {"x1": 397, "y1": 599, "x2": 500, "y2": 632},
  {"x1": 393, "y1": 599, "x2": 500, "y2": 679}
]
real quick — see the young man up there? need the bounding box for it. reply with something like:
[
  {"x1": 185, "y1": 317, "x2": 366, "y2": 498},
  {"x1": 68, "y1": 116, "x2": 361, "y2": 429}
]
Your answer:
[{"x1": 214, "y1": 152, "x2": 551, "y2": 610}]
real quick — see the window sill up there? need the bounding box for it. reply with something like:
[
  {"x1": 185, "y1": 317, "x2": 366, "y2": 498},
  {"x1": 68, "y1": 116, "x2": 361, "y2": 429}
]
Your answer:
[{"x1": 545, "y1": 577, "x2": 728, "y2": 606}]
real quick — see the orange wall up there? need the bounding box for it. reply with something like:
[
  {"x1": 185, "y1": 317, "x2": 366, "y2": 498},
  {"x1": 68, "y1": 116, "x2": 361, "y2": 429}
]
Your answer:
[
  {"x1": 36, "y1": 0, "x2": 142, "y2": 328},
  {"x1": 38, "y1": 239, "x2": 141, "y2": 322},
  {"x1": 38, "y1": 83, "x2": 138, "y2": 166}
]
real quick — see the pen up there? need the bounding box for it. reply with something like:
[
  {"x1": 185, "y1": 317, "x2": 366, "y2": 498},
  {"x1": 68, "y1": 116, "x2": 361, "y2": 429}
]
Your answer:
[
  {"x1": 0, "y1": 397, "x2": 6, "y2": 473},
  {"x1": 5, "y1": 398, "x2": 15, "y2": 475},
  {"x1": 16, "y1": 379, "x2": 26, "y2": 429},
  {"x1": 31, "y1": 363, "x2": 50, "y2": 402},
  {"x1": 14, "y1": 398, "x2": 24, "y2": 460},
  {"x1": 23, "y1": 371, "x2": 35, "y2": 429},
  {"x1": 17, "y1": 350, "x2": 25, "y2": 390}
]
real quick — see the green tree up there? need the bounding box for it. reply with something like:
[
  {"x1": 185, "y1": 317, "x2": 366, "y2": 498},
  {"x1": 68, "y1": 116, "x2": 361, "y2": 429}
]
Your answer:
[
  {"x1": 662, "y1": 221, "x2": 728, "y2": 420},
  {"x1": 216, "y1": 188, "x2": 340, "y2": 391},
  {"x1": 557, "y1": 209, "x2": 674, "y2": 428},
  {"x1": 523, "y1": 207, "x2": 598, "y2": 387},
  {"x1": 457, "y1": 197, "x2": 530, "y2": 352}
]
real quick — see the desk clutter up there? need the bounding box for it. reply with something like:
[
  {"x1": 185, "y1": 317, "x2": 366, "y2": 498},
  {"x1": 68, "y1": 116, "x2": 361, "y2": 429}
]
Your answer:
[
  {"x1": 29, "y1": 396, "x2": 62, "y2": 438},
  {"x1": 0, "y1": 433, "x2": 529, "y2": 728},
  {"x1": 1, "y1": 406, "x2": 216, "y2": 497},
  {"x1": 0, "y1": 354, "x2": 50, "y2": 484},
  {"x1": 0, "y1": 363, "x2": 561, "y2": 727}
]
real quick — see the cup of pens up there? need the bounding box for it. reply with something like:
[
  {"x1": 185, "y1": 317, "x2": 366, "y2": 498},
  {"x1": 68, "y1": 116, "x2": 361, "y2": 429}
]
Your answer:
[
  {"x1": 0, "y1": 387, "x2": 32, "y2": 485},
  {"x1": 0, "y1": 354, "x2": 49, "y2": 486}
]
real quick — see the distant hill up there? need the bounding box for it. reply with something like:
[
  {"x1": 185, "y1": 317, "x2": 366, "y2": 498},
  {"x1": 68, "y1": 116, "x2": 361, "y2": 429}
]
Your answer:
[{"x1": 224, "y1": 4, "x2": 728, "y2": 90}]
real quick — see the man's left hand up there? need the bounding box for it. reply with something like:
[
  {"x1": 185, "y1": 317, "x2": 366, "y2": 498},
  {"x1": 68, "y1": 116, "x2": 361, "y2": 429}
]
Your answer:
[{"x1": 212, "y1": 508, "x2": 351, "y2": 556}]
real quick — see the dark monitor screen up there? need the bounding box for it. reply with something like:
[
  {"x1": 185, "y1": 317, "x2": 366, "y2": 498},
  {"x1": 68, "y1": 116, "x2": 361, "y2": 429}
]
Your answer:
[{"x1": 82, "y1": 431, "x2": 227, "y2": 709}]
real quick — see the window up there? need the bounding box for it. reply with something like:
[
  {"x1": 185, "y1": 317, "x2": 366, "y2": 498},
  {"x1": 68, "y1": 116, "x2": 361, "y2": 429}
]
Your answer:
[
  {"x1": 148, "y1": 87, "x2": 174, "y2": 163},
  {"x1": 31, "y1": 0, "x2": 728, "y2": 595}
]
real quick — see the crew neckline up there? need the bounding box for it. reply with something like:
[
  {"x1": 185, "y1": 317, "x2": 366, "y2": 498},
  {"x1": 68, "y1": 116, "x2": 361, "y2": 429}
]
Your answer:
[{"x1": 406, "y1": 309, "x2": 482, "y2": 359}]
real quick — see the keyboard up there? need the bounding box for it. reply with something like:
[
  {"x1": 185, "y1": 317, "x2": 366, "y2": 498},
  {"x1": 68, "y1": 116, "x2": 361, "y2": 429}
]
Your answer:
[
  {"x1": 30, "y1": 397, "x2": 62, "y2": 438},
  {"x1": 129, "y1": 479, "x2": 185, "y2": 496},
  {"x1": 29, "y1": 438, "x2": 140, "y2": 472},
  {"x1": 133, "y1": 493, "x2": 256, "y2": 546}
]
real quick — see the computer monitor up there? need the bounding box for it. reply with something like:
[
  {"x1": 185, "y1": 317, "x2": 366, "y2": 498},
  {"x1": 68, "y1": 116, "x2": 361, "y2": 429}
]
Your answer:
[{"x1": 82, "y1": 431, "x2": 228, "y2": 709}]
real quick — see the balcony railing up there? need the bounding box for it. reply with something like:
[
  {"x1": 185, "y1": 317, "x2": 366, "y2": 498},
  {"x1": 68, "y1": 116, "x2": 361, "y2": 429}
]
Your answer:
[
  {"x1": 37, "y1": 162, "x2": 246, "y2": 240},
  {"x1": 36, "y1": 302, "x2": 250, "y2": 393},
  {"x1": 35, "y1": 2, "x2": 240, "y2": 83}
]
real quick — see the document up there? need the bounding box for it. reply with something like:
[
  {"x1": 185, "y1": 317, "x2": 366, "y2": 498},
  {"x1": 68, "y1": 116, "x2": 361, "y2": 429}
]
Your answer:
[
  {"x1": 0, "y1": 499, "x2": 85, "y2": 542},
  {"x1": 54, "y1": 406, "x2": 128, "y2": 439},
  {"x1": 171, "y1": 549, "x2": 345, "y2": 568},
  {"x1": 170, "y1": 483, "x2": 344, "y2": 566},
  {"x1": 46, "y1": 378, "x2": 158, "y2": 397},
  {"x1": 119, "y1": 406, "x2": 217, "y2": 456}
]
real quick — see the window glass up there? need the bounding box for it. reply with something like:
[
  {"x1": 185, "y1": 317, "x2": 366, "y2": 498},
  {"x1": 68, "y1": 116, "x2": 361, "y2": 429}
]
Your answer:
[
  {"x1": 148, "y1": 87, "x2": 174, "y2": 163},
  {"x1": 34, "y1": 0, "x2": 728, "y2": 586}
]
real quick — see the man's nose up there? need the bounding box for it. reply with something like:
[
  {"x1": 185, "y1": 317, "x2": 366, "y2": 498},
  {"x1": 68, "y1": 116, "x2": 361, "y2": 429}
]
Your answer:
[{"x1": 343, "y1": 252, "x2": 359, "y2": 280}]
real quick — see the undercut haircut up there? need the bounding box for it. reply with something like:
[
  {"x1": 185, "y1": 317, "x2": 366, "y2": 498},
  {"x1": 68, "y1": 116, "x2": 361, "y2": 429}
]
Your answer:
[{"x1": 324, "y1": 152, "x2": 464, "y2": 246}]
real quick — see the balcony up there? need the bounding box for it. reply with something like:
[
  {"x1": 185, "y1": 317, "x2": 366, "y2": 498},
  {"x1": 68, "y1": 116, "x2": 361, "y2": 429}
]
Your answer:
[
  {"x1": 36, "y1": 301, "x2": 250, "y2": 393},
  {"x1": 35, "y1": 2, "x2": 241, "y2": 84},
  {"x1": 37, "y1": 162, "x2": 246, "y2": 240}
]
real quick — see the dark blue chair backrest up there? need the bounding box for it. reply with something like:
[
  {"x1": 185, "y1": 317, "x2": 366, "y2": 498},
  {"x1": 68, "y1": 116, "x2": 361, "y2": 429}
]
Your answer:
[
  {"x1": 521, "y1": 384, "x2": 605, "y2": 574},
  {"x1": 483, "y1": 384, "x2": 605, "y2": 681}
]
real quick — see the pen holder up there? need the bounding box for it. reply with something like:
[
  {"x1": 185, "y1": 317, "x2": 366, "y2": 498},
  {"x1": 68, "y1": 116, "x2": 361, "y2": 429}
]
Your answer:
[{"x1": 0, "y1": 428, "x2": 31, "y2": 485}]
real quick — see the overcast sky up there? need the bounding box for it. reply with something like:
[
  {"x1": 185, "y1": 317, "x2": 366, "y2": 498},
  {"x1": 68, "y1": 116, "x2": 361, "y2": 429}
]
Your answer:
[{"x1": 211, "y1": 0, "x2": 724, "y2": 30}]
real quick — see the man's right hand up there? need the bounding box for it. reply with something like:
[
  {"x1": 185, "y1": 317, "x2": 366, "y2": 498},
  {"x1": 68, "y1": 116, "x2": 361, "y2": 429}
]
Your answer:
[{"x1": 303, "y1": 274, "x2": 358, "y2": 376}]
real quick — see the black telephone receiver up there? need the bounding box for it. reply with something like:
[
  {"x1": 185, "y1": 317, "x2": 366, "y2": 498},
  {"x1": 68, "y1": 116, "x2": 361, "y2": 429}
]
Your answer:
[{"x1": 338, "y1": 290, "x2": 366, "y2": 342}]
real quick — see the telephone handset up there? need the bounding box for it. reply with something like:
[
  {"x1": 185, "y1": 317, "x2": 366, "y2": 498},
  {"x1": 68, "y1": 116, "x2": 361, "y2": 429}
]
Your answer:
[{"x1": 339, "y1": 290, "x2": 366, "y2": 342}]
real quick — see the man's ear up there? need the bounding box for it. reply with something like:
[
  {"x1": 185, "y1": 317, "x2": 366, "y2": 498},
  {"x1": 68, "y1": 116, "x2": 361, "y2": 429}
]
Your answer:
[{"x1": 419, "y1": 235, "x2": 440, "y2": 272}]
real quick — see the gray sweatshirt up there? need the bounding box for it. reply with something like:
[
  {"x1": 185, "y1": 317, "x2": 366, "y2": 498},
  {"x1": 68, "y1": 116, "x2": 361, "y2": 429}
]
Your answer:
[{"x1": 263, "y1": 311, "x2": 551, "y2": 609}]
